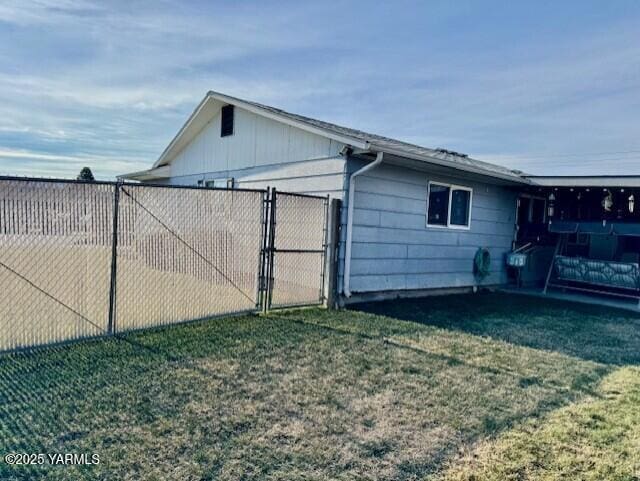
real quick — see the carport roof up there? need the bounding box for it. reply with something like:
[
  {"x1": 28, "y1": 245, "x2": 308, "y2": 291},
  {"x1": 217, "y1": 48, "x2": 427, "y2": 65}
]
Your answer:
[{"x1": 525, "y1": 175, "x2": 640, "y2": 188}]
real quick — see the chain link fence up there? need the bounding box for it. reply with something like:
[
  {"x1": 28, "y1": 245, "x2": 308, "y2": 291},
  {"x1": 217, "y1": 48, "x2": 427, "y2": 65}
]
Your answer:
[
  {"x1": 0, "y1": 178, "x2": 328, "y2": 352},
  {"x1": 0, "y1": 179, "x2": 114, "y2": 351}
]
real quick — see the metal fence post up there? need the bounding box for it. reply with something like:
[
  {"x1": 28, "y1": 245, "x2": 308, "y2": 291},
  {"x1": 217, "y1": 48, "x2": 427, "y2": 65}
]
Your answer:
[
  {"x1": 258, "y1": 188, "x2": 271, "y2": 313},
  {"x1": 107, "y1": 181, "x2": 121, "y2": 334},
  {"x1": 265, "y1": 187, "x2": 277, "y2": 312},
  {"x1": 319, "y1": 195, "x2": 330, "y2": 304},
  {"x1": 325, "y1": 198, "x2": 342, "y2": 309}
]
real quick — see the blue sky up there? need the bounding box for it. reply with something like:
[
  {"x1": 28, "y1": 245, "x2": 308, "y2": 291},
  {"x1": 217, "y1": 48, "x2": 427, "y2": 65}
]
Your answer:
[{"x1": 0, "y1": 0, "x2": 638, "y2": 179}]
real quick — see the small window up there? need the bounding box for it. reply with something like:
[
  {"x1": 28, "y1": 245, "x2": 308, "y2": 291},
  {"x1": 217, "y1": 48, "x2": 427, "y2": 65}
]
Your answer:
[
  {"x1": 226, "y1": 178, "x2": 235, "y2": 189},
  {"x1": 427, "y1": 182, "x2": 472, "y2": 229},
  {"x1": 221, "y1": 105, "x2": 234, "y2": 137},
  {"x1": 204, "y1": 180, "x2": 216, "y2": 188}
]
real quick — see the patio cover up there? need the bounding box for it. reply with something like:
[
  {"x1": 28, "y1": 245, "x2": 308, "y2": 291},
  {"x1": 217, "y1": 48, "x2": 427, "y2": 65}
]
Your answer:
[{"x1": 548, "y1": 221, "x2": 640, "y2": 236}]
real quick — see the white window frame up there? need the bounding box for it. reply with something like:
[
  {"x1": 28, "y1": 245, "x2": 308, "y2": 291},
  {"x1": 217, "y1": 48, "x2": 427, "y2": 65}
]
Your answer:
[
  {"x1": 426, "y1": 181, "x2": 473, "y2": 230},
  {"x1": 203, "y1": 178, "x2": 235, "y2": 189}
]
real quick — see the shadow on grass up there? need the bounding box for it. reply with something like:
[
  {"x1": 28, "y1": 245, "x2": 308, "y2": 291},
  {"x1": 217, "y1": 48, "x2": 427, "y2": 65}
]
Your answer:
[
  {"x1": 269, "y1": 304, "x2": 619, "y2": 479},
  {"x1": 350, "y1": 291, "x2": 640, "y2": 366},
  {"x1": 0, "y1": 299, "x2": 631, "y2": 480}
]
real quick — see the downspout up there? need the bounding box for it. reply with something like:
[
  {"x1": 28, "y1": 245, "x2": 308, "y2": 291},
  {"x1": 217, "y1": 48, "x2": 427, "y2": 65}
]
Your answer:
[{"x1": 343, "y1": 151, "x2": 384, "y2": 297}]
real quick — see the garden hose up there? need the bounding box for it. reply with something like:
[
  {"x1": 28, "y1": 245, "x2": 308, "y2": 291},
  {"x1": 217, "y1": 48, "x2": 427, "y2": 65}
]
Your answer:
[{"x1": 474, "y1": 247, "x2": 491, "y2": 280}]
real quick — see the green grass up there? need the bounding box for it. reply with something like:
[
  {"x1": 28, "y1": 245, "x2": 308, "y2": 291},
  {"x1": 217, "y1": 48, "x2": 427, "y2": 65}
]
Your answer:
[
  {"x1": 1, "y1": 292, "x2": 639, "y2": 480},
  {"x1": 437, "y1": 366, "x2": 640, "y2": 481}
]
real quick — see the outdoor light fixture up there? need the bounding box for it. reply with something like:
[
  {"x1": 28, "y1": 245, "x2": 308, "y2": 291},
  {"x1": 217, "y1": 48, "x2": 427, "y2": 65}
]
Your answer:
[
  {"x1": 548, "y1": 192, "x2": 555, "y2": 218},
  {"x1": 629, "y1": 195, "x2": 635, "y2": 213}
]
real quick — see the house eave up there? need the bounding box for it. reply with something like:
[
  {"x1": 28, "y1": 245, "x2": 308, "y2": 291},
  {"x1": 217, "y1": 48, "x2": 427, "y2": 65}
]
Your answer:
[
  {"x1": 371, "y1": 145, "x2": 531, "y2": 185},
  {"x1": 119, "y1": 165, "x2": 171, "y2": 181},
  {"x1": 526, "y1": 175, "x2": 640, "y2": 188},
  {"x1": 206, "y1": 91, "x2": 370, "y2": 150}
]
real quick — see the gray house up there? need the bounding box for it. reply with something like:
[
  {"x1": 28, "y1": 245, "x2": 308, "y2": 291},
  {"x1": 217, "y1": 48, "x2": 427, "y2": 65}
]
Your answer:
[{"x1": 122, "y1": 91, "x2": 530, "y2": 303}]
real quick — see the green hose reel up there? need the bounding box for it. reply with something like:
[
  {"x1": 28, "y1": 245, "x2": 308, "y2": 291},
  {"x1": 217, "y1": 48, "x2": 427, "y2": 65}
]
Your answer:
[{"x1": 474, "y1": 247, "x2": 491, "y2": 280}]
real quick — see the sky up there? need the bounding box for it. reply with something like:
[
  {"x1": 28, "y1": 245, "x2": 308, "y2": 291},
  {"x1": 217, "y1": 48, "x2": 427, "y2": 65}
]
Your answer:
[{"x1": 0, "y1": 0, "x2": 638, "y2": 180}]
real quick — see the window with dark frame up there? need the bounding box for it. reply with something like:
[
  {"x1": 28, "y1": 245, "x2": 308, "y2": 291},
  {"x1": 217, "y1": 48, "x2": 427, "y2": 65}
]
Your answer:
[{"x1": 221, "y1": 105, "x2": 234, "y2": 137}]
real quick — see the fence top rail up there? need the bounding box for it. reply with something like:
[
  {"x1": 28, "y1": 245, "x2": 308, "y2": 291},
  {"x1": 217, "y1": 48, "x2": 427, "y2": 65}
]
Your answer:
[
  {"x1": 122, "y1": 181, "x2": 267, "y2": 194},
  {"x1": 0, "y1": 176, "x2": 267, "y2": 194},
  {"x1": 0, "y1": 175, "x2": 116, "y2": 187},
  {"x1": 0, "y1": 176, "x2": 334, "y2": 199},
  {"x1": 273, "y1": 189, "x2": 330, "y2": 201}
]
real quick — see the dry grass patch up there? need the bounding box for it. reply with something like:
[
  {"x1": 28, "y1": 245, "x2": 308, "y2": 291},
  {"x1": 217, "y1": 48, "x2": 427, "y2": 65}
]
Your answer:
[{"x1": 0, "y1": 293, "x2": 638, "y2": 480}]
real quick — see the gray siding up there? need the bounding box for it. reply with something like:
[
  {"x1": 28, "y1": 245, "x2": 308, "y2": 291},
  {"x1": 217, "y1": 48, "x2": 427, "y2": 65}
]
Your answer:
[
  {"x1": 159, "y1": 157, "x2": 347, "y2": 198},
  {"x1": 345, "y1": 161, "x2": 517, "y2": 293}
]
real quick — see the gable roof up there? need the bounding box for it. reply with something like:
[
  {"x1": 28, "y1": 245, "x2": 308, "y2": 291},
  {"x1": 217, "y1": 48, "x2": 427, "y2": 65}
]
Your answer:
[{"x1": 147, "y1": 90, "x2": 529, "y2": 184}]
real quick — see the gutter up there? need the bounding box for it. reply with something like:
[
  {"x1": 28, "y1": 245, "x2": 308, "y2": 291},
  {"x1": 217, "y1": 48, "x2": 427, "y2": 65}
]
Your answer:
[
  {"x1": 370, "y1": 144, "x2": 530, "y2": 185},
  {"x1": 343, "y1": 151, "x2": 384, "y2": 297}
]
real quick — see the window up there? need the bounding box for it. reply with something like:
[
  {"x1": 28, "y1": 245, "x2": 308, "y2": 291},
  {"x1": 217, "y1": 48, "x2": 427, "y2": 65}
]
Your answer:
[
  {"x1": 427, "y1": 184, "x2": 449, "y2": 226},
  {"x1": 221, "y1": 105, "x2": 234, "y2": 137},
  {"x1": 450, "y1": 189, "x2": 471, "y2": 226},
  {"x1": 427, "y1": 182, "x2": 472, "y2": 229},
  {"x1": 202, "y1": 178, "x2": 234, "y2": 189}
]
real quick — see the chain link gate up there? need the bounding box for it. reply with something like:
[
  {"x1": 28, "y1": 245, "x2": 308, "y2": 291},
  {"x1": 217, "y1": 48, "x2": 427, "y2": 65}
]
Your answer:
[
  {"x1": 0, "y1": 178, "x2": 329, "y2": 353},
  {"x1": 263, "y1": 189, "x2": 329, "y2": 310},
  {"x1": 113, "y1": 184, "x2": 267, "y2": 331}
]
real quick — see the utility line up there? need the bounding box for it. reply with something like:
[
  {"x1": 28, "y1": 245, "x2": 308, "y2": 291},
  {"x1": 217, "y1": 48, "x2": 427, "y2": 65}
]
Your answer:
[
  {"x1": 505, "y1": 149, "x2": 640, "y2": 160},
  {"x1": 512, "y1": 157, "x2": 640, "y2": 165}
]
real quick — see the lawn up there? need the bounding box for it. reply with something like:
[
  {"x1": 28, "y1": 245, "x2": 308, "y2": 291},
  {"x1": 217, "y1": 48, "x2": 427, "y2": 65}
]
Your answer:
[{"x1": 1, "y1": 292, "x2": 639, "y2": 480}]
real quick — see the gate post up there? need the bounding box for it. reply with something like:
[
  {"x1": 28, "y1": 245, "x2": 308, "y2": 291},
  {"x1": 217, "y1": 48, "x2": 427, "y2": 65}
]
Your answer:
[
  {"x1": 259, "y1": 188, "x2": 271, "y2": 313},
  {"x1": 107, "y1": 181, "x2": 122, "y2": 334},
  {"x1": 325, "y1": 198, "x2": 342, "y2": 309},
  {"x1": 265, "y1": 188, "x2": 277, "y2": 312}
]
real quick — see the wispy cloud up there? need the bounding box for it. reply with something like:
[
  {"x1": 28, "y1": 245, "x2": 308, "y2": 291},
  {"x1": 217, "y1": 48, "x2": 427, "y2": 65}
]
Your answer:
[
  {"x1": 0, "y1": 0, "x2": 102, "y2": 26},
  {"x1": 0, "y1": 1, "x2": 638, "y2": 178},
  {"x1": 0, "y1": 147, "x2": 149, "y2": 178}
]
